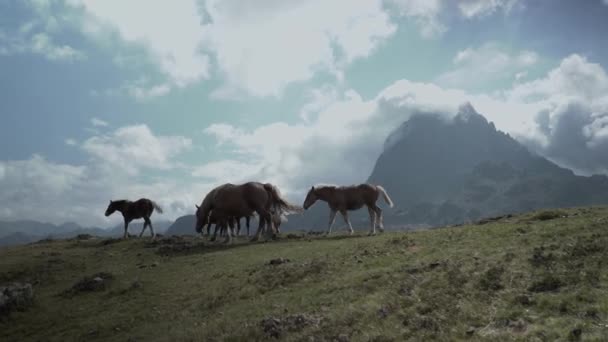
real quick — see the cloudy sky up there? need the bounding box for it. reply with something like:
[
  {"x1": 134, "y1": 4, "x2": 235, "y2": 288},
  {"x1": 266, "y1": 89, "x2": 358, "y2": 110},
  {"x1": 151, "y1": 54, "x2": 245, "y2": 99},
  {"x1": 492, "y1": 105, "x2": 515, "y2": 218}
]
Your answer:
[{"x1": 1, "y1": 0, "x2": 608, "y2": 227}]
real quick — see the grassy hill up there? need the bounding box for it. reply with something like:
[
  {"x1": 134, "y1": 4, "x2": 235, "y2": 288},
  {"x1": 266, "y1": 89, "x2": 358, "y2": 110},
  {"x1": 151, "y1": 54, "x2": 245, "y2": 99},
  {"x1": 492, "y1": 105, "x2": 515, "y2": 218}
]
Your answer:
[{"x1": 1, "y1": 207, "x2": 608, "y2": 341}]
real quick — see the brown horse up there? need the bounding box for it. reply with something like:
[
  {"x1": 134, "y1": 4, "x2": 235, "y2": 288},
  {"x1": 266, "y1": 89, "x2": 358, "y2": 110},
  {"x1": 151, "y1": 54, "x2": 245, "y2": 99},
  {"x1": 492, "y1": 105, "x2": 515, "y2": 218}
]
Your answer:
[
  {"x1": 302, "y1": 183, "x2": 393, "y2": 235},
  {"x1": 105, "y1": 198, "x2": 163, "y2": 239},
  {"x1": 195, "y1": 182, "x2": 301, "y2": 243}
]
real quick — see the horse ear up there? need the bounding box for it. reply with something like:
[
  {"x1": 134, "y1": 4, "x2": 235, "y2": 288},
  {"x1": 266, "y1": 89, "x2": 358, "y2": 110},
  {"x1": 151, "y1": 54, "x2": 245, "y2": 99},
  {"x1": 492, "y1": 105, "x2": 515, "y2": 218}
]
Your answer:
[
  {"x1": 195, "y1": 204, "x2": 199, "y2": 209},
  {"x1": 311, "y1": 186, "x2": 315, "y2": 191}
]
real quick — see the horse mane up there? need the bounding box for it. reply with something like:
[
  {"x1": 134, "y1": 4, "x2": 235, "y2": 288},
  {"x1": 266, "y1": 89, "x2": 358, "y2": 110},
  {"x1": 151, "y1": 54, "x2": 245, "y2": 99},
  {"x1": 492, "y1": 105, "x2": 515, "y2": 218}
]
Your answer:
[
  {"x1": 111, "y1": 199, "x2": 128, "y2": 205},
  {"x1": 312, "y1": 184, "x2": 337, "y2": 190}
]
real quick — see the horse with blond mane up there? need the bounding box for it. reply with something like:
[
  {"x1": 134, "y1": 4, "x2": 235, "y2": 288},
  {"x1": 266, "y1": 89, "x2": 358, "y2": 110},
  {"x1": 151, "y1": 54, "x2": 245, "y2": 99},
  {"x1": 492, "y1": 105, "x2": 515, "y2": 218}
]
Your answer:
[{"x1": 302, "y1": 183, "x2": 394, "y2": 235}]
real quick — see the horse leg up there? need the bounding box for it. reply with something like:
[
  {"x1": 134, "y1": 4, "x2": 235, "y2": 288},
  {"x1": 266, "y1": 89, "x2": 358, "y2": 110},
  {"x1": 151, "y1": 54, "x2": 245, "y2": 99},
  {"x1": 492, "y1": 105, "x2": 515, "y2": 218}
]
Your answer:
[
  {"x1": 367, "y1": 206, "x2": 377, "y2": 236},
  {"x1": 246, "y1": 216, "x2": 250, "y2": 236},
  {"x1": 340, "y1": 210, "x2": 354, "y2": 235},
  {"x1": 252, "y1": 211, "x2": 271, "y2": 242},
  {"x1": 146, "y1": 217, "x2": 156, "y2": 239},
  {"x1": 206, "y1": 222, "x2": 211, "y2": 238},
  {"x1": 211, "y1": 224, "x2": 218, "y2": 242},
  {"x1": 224, "y1": 219, "x2": 234, "y2": 244},
  {"x1": 123, "y1": 218, "x2": 130, "y2": 239},
  {"x1": 236, "y1": 217, "x2": 241, "y2": 237},
  {"x1": 262, "y1": 210, "x2": 275, "y2": 239},
  {"x1": 139, "y1": 220, "x2": 148, "y2": 238},
  {"x1": 327, "y1": 209, "x2": 337, "y2": 235},
  {"x1": 374, "y1": 205, "x2": 384, "y2": 233}
]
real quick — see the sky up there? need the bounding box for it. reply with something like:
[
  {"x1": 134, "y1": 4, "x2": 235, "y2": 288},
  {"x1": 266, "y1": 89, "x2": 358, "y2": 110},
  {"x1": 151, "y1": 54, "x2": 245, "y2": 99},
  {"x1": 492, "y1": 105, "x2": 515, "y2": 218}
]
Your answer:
[{"x1": 1, "y1": 0, "x2": 608, "y2": 227}]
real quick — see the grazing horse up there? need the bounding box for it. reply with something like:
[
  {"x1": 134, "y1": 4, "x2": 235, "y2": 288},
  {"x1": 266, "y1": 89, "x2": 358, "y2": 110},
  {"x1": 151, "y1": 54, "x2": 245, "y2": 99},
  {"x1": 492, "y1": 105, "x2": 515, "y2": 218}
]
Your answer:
[
  {"x1": 105, "y1": 198, "x2": 163, "y2": 239},
  {"x1": 302, "y1": 183, "x2": 394, "y2": 235},
  {"x1": 195, "y1": 182, "x2": 301, "y2": 243}
]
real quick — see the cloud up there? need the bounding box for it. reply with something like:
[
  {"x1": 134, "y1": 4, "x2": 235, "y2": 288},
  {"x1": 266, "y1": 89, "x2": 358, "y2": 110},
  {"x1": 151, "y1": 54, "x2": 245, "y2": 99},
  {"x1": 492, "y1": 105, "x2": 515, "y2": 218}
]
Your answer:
[
  {"x1": 507, "y1": 54, "x2": 608, "y2": 103},
  {"x1": 202, "y1": 0, "x2": 396, "y2": 97},
  {"x1": 191, "y1": 160, "x2": 262, "y2": 182},
  {"x1": 509, "y1": 54, "x2": 608, "y2": 175},
  {"x1": 388, "y1": 0, "x2": 522, "y2": 38},
  {"x1": 90, "y1": 117, "x2": 108, "y2": 127},
  {"x1": 436, "y1": 42, "x2": 538, "y2": 90},
  {"x1": 16, "y1": 0, "x2": 529, "y2": 99},
  {"x1": 65, "y1": 138, "x2": 77, "y2": 146},
  {"x1": 81, "y1": 124, "x2": 192, "y2": 175},
  {"x1": 457, "y1": 0, "x2": 521, "y2": 18},
  {"x1": 66, "y1": 0, "x2": 210, "y2": 88},
  {"x1": 0, "y1": 29, "x2": 85, "y2": 62},
  {"x1": 388, "y1": 0, "x2": 446, "y2": 38},
  {"x1": 0, "y1": 155, "x2": 94, "y2": 224},
  {"x1": 90, "y1": 78, "x2": 172, "y2": 101}
]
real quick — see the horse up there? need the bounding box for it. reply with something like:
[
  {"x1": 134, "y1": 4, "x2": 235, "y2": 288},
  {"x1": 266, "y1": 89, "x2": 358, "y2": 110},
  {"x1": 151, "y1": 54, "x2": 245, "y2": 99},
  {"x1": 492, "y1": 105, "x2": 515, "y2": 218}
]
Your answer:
[
  {"x1": 195, "y1": 182, "x2": 301, "y2": 243},
  {"x1": 212, "y1": 211, "x2": 283, "y2": 238},
  {"x1": 302, "y1": 183, "x2": 394, "y2": 235},
  {"x1": 104, "y1": 198, "x2": 163, "y2": 239},
  {"x1": 205, "y1": 211, "x2": 253, "y2": 241}
]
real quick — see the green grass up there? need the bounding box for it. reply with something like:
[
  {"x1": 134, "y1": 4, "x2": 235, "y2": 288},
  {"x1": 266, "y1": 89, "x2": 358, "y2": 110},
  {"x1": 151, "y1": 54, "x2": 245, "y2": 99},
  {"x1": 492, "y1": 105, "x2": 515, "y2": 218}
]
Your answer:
[{"x1": 2, "y1": 207, "x2": 608, "y2": 341}]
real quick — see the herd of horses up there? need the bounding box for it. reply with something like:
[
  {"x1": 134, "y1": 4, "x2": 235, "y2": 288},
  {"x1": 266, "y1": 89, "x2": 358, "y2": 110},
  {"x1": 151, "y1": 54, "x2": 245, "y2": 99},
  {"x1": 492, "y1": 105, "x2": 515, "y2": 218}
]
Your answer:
[{"x1": 104, "y1": 181, "x2": 394, "y2": 243}]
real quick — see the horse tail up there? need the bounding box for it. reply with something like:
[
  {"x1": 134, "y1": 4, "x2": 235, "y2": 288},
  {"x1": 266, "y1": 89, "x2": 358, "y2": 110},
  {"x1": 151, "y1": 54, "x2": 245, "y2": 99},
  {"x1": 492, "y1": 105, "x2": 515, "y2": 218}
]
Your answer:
[
  {"x1": 376, "y1": 185, "x2": 394, "y2": 208},
  {"x1": 151, "y1": 201, "x2": 164, "y2": 214},
  {"x1": 264, "y1": 183, "x2": 303, "y2": 215}
]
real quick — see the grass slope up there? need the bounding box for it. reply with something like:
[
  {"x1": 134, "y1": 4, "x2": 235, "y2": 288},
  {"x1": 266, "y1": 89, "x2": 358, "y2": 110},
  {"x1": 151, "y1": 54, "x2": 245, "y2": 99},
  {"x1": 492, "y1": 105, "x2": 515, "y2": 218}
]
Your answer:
[{"x1": 1, "y1": 207, "x2": 608, "y2": 341}]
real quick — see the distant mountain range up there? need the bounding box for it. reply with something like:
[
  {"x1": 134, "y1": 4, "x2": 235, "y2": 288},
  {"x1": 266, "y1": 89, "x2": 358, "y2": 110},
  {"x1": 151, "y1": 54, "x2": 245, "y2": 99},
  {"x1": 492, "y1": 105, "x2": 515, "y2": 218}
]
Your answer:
[
  {"x1": 4, "y1": 103, "x2": 608, "y2": 245},
  {"x1": 0, "y1": 220, "x2": 172, "y2": 247}
]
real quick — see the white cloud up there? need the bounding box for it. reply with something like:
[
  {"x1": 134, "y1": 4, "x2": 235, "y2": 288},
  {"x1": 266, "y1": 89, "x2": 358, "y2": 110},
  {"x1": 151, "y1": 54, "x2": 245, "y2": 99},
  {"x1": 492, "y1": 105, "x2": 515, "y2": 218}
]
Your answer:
[
  {"x1": 82, "y1": 124, "x2": 192, "y2": 175},
  {"x1": 388, "y1": 0, "x2": 522, "y2": 38},
  {"x1": 436, "y1": 42, "x2": 538, "y2": 90},
  {"x1": 457, "y1": 0, "x2": 521, "y2": 18},
  {"x1": 389, "y1": 0, "x2": 446, "y2": 38},
  {"x1": 202, "y1": 0, "x2": 396, "y2": 97},
  {"x1": 507, "y1": 54, "x2": 608, "y2": 175},
  {"x1": 192, "y1": 160, "x2": 261, "y2": 182},
  {"x1": 507, "y1": 54, "x2": 608, "y2": 103},
  {"x1": 65, "y1": 138, "x2": 77, "y2": 146},
  {"x1": 17, "y1": 0, "x2": 528, "y2": 98},
  {"x1": 91, "y1": 78, "x2": 172, "y2": 101},
  {"x1": 90, "y1": 117, "x2": 108, "y2": 127},
  {"x1": 66, "y1": 0, "x2": 210, "y2": 88},
  {"x1": 0, "y1": 29, "x2": 85, "y2": 62}
]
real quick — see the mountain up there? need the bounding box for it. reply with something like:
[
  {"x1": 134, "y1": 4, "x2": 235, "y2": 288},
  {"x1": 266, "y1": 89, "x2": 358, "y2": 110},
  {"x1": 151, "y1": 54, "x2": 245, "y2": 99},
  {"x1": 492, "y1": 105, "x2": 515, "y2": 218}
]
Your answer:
[
  {"x1": 165, "y1": 215, "x2": 197, "y2": 236},
  {"x1": 367, "y1": 103, "x2": 608, "y2": 226}
]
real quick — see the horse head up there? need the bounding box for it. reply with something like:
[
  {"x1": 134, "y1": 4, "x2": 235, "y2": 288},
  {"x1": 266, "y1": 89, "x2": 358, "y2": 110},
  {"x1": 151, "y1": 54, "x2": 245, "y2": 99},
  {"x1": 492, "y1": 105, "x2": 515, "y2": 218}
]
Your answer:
[
  {"x1": 303, "y1": 186, "x2": 318, "y2": 210},
  {"x1": 104, "y1": 200, "x2": 116, "y2": 217},
  {"x1": 194, "y1": 204, "x2": 208, "y2": 233}
]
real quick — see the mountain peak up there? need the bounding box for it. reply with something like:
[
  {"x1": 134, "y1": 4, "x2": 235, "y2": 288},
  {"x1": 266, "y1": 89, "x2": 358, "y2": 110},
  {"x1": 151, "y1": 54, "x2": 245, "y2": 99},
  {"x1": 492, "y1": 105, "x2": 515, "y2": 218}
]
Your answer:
[{"x1": 455, "y1": 102, "x2": 490, "y2": 126}]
